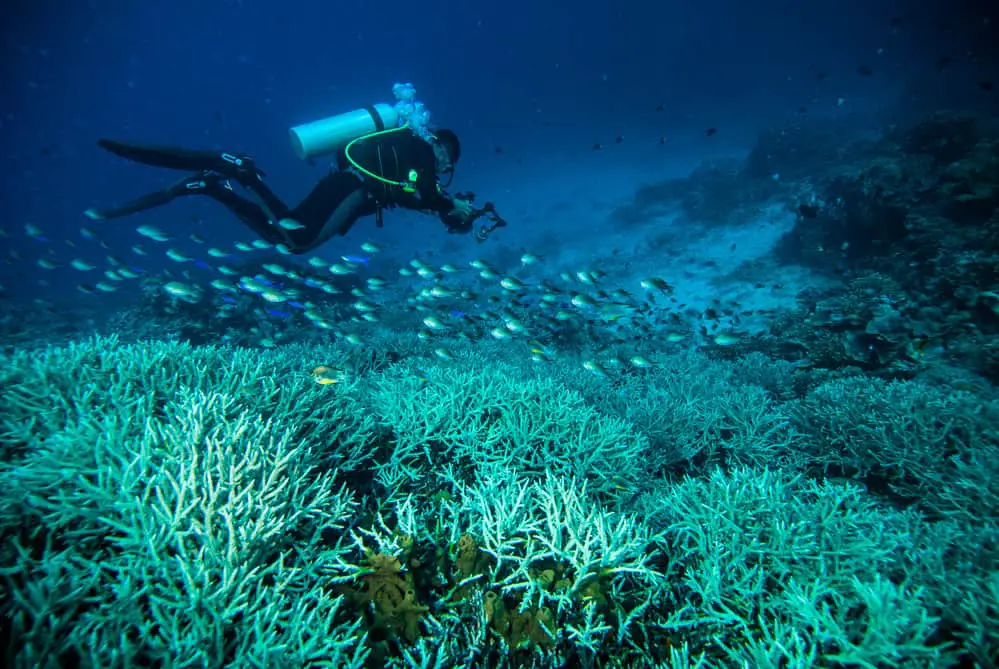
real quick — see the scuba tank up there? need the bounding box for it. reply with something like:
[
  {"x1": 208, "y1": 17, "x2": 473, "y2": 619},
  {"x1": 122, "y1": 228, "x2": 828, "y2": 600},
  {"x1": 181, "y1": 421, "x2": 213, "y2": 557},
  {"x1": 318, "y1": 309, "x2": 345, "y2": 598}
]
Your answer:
[
  {"x1": 288, "y1": 83, "x2": 432, "y2": 160},
  {"x1": 289, "y1": 103, "x2": 401, "y2": 160}
]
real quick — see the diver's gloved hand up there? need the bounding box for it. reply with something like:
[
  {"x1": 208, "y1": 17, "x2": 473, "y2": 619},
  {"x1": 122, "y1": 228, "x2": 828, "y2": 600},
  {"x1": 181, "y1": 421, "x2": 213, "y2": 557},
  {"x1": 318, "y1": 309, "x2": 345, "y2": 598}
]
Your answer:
[{"x1": 448, "y1": 197, "x2": 475, "y2": 222}]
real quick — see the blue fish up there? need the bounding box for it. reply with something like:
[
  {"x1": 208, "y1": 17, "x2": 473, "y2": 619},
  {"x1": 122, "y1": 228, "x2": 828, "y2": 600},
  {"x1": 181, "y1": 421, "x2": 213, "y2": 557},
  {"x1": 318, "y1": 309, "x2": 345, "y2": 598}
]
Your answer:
[
  {"x1": 288, "y1": 301, "x2": 306, "y2": 309},
  {"x1": 253, "y1": 275, "x2": 277, "y2": 287},
  {"x1": 194, "y1": 260, "x2": 212, "y2": 270},
  {"x1": 450, "y1": 310, "x2": 466, "y2": 318},
  {"x1": 341, "y1": 254, "x2": 370, "y2": 265},
  {"x1": 266, "y1": 309, "x2": 291, "y2": 318},
  {"x1": 221, "y1": 296, "x2": 237, "y2": 304}
]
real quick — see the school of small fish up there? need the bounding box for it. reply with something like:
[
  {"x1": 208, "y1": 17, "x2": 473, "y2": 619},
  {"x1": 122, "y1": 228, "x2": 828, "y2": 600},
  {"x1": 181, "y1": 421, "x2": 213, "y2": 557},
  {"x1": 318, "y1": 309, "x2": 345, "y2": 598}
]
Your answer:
[{"x1": 3, "y1": 220, "x2": 769, "y2": 379}]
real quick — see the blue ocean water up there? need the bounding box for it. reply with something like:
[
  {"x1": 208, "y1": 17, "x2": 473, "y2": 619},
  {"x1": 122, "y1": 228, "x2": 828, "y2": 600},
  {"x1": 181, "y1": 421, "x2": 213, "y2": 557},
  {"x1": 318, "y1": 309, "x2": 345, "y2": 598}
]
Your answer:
[
  {"x1": 2, "y1": 0, "x2": 994, "y2": 300},
  {"x1": 2, "y1": 1, "x2": 999, "y2": 666}
]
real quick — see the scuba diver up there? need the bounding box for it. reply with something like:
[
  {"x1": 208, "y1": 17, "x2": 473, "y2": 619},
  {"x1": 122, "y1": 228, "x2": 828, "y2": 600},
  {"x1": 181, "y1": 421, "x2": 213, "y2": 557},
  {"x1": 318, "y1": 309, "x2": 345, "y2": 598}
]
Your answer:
[{"x1": 84, "y1": 123, "x2": 503, "y2": 253}]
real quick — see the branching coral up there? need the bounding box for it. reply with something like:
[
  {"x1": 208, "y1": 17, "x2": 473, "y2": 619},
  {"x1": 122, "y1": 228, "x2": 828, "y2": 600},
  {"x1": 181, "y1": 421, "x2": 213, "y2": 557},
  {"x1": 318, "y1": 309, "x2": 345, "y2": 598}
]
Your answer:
[
  {"x1": 367, "y1": 359, "x2": 649, "y2": 497},
  {"x1": 1, "y1": 336, "x2": 995, "y2": 667}
]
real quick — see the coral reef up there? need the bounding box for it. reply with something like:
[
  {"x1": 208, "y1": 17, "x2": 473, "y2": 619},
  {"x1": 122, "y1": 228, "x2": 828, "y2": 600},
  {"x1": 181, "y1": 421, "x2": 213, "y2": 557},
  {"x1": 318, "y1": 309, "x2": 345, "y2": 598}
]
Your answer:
[{"x1": 1, "y1": 336, "x2": 996, "y2": 667}]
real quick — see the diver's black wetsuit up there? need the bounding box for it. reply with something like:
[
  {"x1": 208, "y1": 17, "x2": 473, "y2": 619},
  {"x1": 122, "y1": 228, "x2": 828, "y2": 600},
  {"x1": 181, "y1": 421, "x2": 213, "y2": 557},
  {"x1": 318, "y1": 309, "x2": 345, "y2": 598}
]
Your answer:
[{"x1": 87, "y1": 131, "x2": 467, "y2": 254}]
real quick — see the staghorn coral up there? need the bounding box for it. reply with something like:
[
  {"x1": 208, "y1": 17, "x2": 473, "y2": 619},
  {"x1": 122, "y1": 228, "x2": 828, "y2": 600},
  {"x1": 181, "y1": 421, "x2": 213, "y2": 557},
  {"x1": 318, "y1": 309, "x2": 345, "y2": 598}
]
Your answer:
[
  {"x1": 0, "y1": 340, "x2": 375, "y2": 667},
  {"x1": 1, "y1": 336, "x2": 997, "y2": 667},
  {"x1": 791, "y1": 374, "x2": 999, "y2": 521},
  {"x1": 366, "y1": 357, "x2": 649, "y2": 498}
]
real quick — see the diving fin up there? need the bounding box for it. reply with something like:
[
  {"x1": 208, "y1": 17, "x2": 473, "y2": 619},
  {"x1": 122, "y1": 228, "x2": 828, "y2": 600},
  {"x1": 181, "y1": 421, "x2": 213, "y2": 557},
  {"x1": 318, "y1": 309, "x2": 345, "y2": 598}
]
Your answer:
[
  {"x1": 97, "y1": 139, "x2": 264, "y2": 183},
  {"x1": 84, "y1": 171, "x2": 231, "y2": 220}
]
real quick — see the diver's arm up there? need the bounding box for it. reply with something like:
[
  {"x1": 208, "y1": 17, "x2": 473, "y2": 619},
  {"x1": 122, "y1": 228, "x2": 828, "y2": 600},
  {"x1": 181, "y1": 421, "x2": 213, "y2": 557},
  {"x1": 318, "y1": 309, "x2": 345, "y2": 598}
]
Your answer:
[
  {"x1": 415, "y1": 175, "x2": 456, "y2": 214},
  {"x1": 391, "y1": 190, "x2": 469, "y2": 232},
  {"x1": 410, "y1": 187, "x2": 474, "y2": 233},
  {"x1": 391, "y1": 176, "x2": 460, "y2": 216}
]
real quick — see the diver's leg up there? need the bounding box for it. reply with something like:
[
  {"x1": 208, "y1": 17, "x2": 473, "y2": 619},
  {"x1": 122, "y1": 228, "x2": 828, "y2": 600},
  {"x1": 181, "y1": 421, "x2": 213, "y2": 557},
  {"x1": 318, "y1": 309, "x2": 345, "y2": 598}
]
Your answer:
[
  {"x1": 97, "y1": 139, "x2": 298, "y2": 222},
  {"x1": 203, "y1": 184, "x2": 291, "y2": 247},
  {"x1": 285, "y1": 172, "x2": 375, "y2": 253},
  {"x1": 85, "y1": 170, "x2": 288, "y2": 247},
  {"x1": 236, "y1": 174, "x2": 293, "y2": 221}
]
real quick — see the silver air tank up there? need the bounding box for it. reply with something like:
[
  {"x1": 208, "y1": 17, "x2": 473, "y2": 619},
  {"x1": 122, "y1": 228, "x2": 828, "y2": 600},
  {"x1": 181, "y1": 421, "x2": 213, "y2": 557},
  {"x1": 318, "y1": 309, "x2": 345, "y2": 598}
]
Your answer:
[{"x1": 289, "y1": 103, "x2": 400, "y2": 160}]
